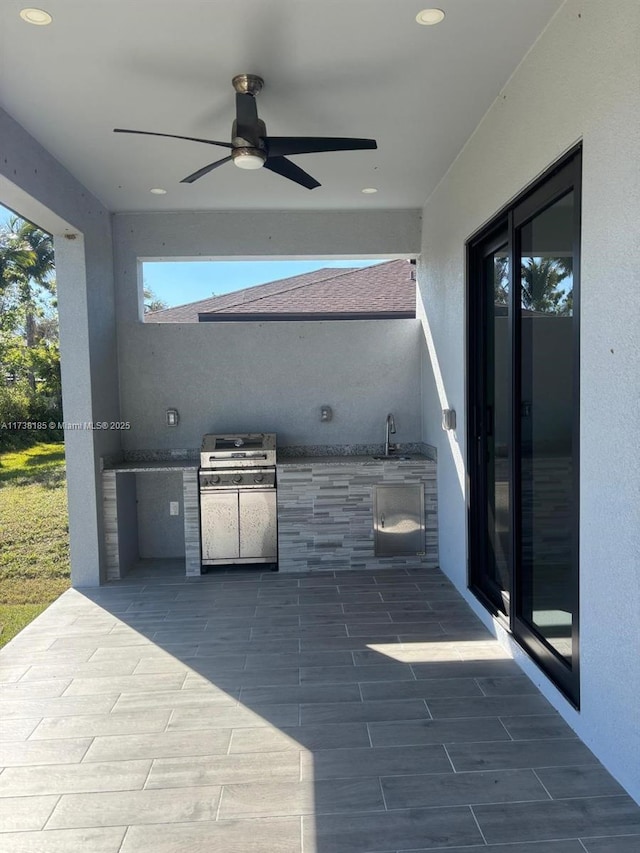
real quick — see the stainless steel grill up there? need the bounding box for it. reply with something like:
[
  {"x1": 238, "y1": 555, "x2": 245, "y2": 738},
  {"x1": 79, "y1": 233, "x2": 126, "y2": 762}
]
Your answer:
[
  {"x1": 199, "y1": 433, "x2": 276, "y2": 470},
  {"x1": 198, "y1": 433, "x2": 277, "y2": 569}
]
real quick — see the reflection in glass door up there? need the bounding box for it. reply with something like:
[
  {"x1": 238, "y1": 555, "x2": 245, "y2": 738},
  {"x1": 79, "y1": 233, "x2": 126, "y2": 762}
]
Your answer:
[
  {"x1": 488, "y1": 247, "x2": 511, "y2": 610},
  {"x1": 516, "y1": 190, "x2": 578, "y2": 668},
  {"x1": 470, "y1": 233, "x2": 511, "y2": 615},
  {"x1": 468, "y1": 148, "x2": 581, "y2": 704}
]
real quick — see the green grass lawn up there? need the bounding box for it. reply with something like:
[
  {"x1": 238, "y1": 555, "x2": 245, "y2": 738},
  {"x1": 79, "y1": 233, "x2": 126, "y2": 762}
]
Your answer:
[{"x1": 0, "y1": 442, "x2": 70, "y2": 648}]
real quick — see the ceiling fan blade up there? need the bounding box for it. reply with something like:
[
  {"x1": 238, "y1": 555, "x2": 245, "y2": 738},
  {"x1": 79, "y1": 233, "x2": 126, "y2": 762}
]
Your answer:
[
  {"x1": 180, "y1": 156, "x2": 233, "y2": 184},
  {"x1": 114, "y1": 128, "x2": 233, "y2": 149},
  {"x1": 235, "y1": 93, "x2": 260, "y2": 145},
  {"x1": 264, "y1": 137, "x2": 377, "y2": 157},
  {"x1": 263, "y1": 156, "x2": 320, "y2": 190}
]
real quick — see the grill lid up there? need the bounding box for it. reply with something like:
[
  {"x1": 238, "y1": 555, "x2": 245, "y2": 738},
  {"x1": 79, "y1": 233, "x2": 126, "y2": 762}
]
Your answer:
[{"x1": 200, "y1": 432, "x2": 276, "y2": 469}]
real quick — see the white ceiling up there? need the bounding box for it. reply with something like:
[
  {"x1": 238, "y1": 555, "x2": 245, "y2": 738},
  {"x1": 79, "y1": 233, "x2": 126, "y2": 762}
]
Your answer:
[{"x1": 0, "y1": 0, "x2": 562, "y2": 213}]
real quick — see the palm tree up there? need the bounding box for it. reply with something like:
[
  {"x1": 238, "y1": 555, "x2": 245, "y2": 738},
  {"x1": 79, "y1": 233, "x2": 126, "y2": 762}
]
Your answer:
[
  {"x1": 493, "y1": 255, "x2": 573, "y2": 315},
  {"x1": 0, "y1": 228, "x2": 35, "y2": 331},
  {"x1": 143, "y1": 285, "x2": 168, "y2": 313},
  {"x1": 493, "y1": 255, "x2": 509, "y2": 305},
  {"x1": 521, "y1": 256, "x2": 572, "y2": 314},
  {"x1": 0, "y1": 217, "x2": 55, "y2": 389}
]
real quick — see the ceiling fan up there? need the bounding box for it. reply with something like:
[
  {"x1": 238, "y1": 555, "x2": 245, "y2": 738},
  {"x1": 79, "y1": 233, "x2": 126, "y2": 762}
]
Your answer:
[{"x1": 114, "y1": 74, "x2": 377, "y2": 190}]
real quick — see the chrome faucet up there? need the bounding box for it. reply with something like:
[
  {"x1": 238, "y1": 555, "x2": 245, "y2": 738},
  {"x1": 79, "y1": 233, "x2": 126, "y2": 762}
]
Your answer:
[{"x1": 384, "y1": 413, "x2": 396, "y2": 456}]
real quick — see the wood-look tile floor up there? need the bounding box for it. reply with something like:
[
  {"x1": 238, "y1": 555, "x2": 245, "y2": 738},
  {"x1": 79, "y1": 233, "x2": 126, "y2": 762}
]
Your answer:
[{"x1": 1, "y1": 561, "x2": 639, "y2": 852}]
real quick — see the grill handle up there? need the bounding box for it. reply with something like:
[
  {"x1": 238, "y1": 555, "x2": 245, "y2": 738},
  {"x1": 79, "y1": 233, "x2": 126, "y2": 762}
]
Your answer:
[{"x1": 207, "y1": 453, "x2": 269, "y2": 462}]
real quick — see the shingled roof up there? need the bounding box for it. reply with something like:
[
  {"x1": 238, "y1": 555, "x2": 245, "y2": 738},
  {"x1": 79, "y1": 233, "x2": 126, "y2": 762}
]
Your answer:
[{"x1": 145, "y1": 260, "x2": 416, "y2": 322}]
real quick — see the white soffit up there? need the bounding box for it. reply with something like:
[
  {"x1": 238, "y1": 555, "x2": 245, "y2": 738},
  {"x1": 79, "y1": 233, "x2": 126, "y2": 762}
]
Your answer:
[{"x1": 0, "y1": 0, "x2": 562, "y2": 213}]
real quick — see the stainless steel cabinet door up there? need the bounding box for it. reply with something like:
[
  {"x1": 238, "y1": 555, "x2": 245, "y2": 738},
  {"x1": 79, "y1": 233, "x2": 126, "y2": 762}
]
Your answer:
[
  {"x1": 374, "y1": 484, "x2": 425, "y2": 556},
  {"x1": 239, "y1": 490, "x2": 277, "y2": 560},
  {"x1": 200, "y1": 491, "x2": 239, "y2": 561}
]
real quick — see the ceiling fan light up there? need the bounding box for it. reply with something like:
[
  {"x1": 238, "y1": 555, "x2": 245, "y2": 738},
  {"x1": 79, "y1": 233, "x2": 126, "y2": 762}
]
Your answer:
[{"x1": 232, "y1": 149, "x2": 266, "y2": 170}]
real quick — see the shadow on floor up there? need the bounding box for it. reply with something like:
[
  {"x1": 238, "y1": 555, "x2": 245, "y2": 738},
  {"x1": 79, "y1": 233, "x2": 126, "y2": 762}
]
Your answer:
[{"x1": 1, "y1": 559, "x2": 639, "y2": 852}]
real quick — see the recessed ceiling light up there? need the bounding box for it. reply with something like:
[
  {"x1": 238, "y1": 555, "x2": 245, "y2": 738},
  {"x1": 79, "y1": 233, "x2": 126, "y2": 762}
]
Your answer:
[
  {"x1": 149, "y1": 188, "x2": 167, "y2": 195},
  {"x1": 416, "y1": 8, "x2": 445, "y2": 26},
  {"x1": 19, "y1": 8, "x2": 52, "y2": 25},
  {"x1": 361, "y1": 187, "x2": 378, "y2": 194}
]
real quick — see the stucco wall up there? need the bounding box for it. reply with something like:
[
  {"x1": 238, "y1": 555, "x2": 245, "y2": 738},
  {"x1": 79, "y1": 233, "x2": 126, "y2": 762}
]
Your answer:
[
  {"x1": 118, "y1": 318, "x2": 422, "y2": 452},
  {"x1": 0, "y1": 108, "x2": 120, "y2": 586},
  {"x1": 112, "y1": 209, "x2": 423, "y2": 556},
  {"x1": 417, "y1": 0, "x2": 640, "y2": 800},
  {"x1": 113, "y1": 208, "x2": 422, "y2": 451},
  {"x1": 126, "y1": 317, "x2": 423, "y2": 559}
]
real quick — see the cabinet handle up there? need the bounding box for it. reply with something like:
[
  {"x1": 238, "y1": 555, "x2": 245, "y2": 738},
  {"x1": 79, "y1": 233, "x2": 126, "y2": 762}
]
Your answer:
[{"x1": 380, "y1": 513, "x2": 385, "y2": 529}]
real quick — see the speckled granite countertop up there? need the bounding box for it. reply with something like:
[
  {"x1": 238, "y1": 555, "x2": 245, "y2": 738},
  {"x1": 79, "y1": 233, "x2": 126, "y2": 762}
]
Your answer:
[
  {"x1": 103, "y1": 460, "x2": 199, "y2": 473},
  {"x1": 277, "y1": 443, "x2": 436, "y2": 462},
  {"x1": 277, "y1": 454, "x2": 435, "y2": 466},
  {"x1": 102, "y1": 443, "x2": 437, "y2": 471}
]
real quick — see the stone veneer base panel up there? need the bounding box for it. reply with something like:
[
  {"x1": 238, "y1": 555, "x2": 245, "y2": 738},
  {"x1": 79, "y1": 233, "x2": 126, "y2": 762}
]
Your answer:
[
  {"x1": 183, "y1": 470, "x2": 202, "y2": 577},
  {"x1": 102, "y1": 470, "x2": 120, "y2": 581},
  {"x1": 276, "y1": 459, "x2": 438, "y2": 573}
]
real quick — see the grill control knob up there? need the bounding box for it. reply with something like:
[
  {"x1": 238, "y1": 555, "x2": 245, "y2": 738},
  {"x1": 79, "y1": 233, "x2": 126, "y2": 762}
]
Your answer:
[
  {"x1": 232, "y1": 474, "x2": 243, "y2": 484},
  {"x1": 211, "y1": 474, "x2": 221, "y2": 484},
  {"x1": 254, "y1": 473, "x2": 264, "y2": 483}
]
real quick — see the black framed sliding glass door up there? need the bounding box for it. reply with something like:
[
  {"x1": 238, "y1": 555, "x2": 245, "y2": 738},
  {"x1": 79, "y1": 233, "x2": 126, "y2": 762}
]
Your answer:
[
  {"x1": 467, "y1": 147, "x2": 581, "y2": 705},
  {"x1": 468, "y1": 226, "x2": 512, "y2": 616}
]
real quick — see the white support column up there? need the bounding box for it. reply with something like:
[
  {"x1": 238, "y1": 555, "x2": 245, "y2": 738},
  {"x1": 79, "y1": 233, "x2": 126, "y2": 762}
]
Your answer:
[{"x1": 54, "y1": 235, "x2": 104, "y2": 586}]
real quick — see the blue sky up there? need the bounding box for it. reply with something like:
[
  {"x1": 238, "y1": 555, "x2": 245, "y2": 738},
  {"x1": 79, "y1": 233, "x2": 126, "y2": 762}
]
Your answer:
[
  {"x1": 1, "y1": 203, "x2": 386, "y2": 307},
  {"x1": 142, "y1": 259, "x2": 386, "y2": 306}
]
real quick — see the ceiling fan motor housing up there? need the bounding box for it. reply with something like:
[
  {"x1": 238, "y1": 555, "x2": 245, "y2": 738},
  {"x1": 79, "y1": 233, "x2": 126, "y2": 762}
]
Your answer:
[{"x1": 232, "y1": 118, "x2": 267, "y2": 149}]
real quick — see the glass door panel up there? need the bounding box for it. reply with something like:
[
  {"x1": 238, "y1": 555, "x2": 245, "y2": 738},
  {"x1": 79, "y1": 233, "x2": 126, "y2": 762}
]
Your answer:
[
  {"x1": 467, "y1": 145, "x2": 581, "y2": 705},
  {"x1": 484, "y1": 246, "x2": 511, "y2": 611},
  {"x1": 517, "y1": 191, "x2": 577, "y2": 663},
  {"x1": 469, "y1": 226, "x2": 512, "y2": 616}
]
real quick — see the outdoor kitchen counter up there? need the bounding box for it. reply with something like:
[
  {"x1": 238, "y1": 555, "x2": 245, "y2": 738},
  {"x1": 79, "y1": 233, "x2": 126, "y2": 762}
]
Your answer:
[
  {"x1": 277, "y1": 454, "x2": 433, "y2": 465},
  {"x1": 276, "y1": 454, "x2": 438, "y2": 573},
  {"x1": 104, "y1": 460, "x2": 199, "y2": 472},
  {"x1": 102, "y1": 459, "x2": 200, "y2": 580}
]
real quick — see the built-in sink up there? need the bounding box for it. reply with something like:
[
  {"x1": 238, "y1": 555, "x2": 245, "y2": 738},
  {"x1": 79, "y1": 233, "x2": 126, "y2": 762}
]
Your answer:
[{"x1": 371, "y1": 455, "x2": 412, "y2": 461}]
